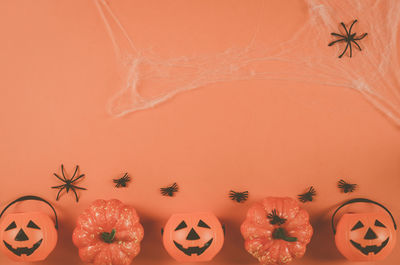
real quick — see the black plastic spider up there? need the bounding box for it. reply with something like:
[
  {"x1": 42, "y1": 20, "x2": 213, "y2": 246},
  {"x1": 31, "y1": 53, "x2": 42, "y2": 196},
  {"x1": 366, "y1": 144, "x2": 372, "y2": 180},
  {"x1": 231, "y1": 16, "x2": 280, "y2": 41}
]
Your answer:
[
  {"x1": 267, "y1": 209, "x2": 286, "y2": 225},
  {"x1": 298, "y1": 186, "x2": 316, "y2": 203},
  {"x1": 51, "y1": 164, "x2": 87, "y2": 202},
  {"x1": 328, "y1": 19, "x2": 368, "y2": 58},
  {"x1": 229, "y1": 190, "x2": 249, "y2": 203},
  {"x1": 337, "y1": 179, "x2": 357, "y2": 193},
  {"x1": 113, "y1": 173, "x2": 131, "y2": 188},
  {"x1": 160, "y1": 182, "x2": 179, "y2": 197}
]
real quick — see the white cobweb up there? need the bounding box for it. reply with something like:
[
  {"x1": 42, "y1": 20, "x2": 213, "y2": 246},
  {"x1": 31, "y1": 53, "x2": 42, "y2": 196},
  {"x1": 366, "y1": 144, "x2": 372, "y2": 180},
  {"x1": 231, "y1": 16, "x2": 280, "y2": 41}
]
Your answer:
[{"x1": 94, "y1": 0, "x2": 400, "y2": 125}]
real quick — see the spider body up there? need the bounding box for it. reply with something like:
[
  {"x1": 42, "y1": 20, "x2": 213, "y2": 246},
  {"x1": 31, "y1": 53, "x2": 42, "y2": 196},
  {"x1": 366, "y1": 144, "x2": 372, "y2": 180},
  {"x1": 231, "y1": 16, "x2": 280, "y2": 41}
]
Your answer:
[
  {"x1": 267, "y1": 209, "x2": 287, "y2": 225},
  {"x1": 160, "y1": 182, "x2": 179, "y2": 197},
  {"x1": 229, "y1": 190, "x2": 249, "y2": 203},
  {"x1": 113, "y1": 173, "x2": 130, "y2": 188},
  {"x1": 328, "y1": 19, "x2": 367, "y2": 58},
  {"x1": 51, "y1": 164, "x2": 87, "y2": 202},
  {"x1": 298, "y1": 186, "x2": 316, "y2": 203},
  {"x1": 337, "y1": 179, "x2": 357, "y2": 193}
]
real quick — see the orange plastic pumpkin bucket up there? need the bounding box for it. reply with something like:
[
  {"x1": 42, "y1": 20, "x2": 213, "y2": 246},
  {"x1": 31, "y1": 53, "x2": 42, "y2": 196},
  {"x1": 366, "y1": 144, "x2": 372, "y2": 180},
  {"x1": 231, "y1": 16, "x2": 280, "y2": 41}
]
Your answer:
[
  {"x1": 162, "y1": 212, "x2": 224, "y2": 262},
  {"x1": 0, "y1": 195, "x2": 58, "y2": 262},
  {"x1": 332, "y1": 198, "x2": 397, "y2": 261}
]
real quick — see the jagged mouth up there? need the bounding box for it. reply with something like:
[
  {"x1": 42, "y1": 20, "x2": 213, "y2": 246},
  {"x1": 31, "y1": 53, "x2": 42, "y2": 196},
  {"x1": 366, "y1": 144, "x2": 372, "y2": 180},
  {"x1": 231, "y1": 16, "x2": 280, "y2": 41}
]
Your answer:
[
  {"x1": 350, "y1": 237, "x2": 389, "y2": 255},
  {"x1": 173, "y1": 238, "x2": 213, "y2": 256},
  {"x1": 3, "y1": 239, "x2": 43, "y2": 256}
]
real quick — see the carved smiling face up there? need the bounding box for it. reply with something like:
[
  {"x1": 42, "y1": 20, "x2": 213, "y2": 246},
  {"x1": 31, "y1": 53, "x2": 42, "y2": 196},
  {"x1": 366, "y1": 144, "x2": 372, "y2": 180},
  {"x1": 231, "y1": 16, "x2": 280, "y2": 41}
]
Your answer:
[
  {"x1": 335, "y1": 213, "x2": 397, "y2": 261},
  {"x1": 163, "y1": 212, "x2": 224, "y2": 262},
  {"x1": 0, "y1": 212, "x2": 57, "y2": 262}
]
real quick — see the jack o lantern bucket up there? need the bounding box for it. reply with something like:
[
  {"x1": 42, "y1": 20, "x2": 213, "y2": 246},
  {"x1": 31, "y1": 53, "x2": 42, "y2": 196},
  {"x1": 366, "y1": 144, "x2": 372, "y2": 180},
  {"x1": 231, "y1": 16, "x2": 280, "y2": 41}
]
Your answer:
[
  {"x1": 162, "y1": 212, "x2": 224, "y2": 262},
  {"x1": 332, "y1": 198, "x2": 397, "y2": 261},
  {"x1": 0, "y1": 195, "x2": 58, "y2": 262}
]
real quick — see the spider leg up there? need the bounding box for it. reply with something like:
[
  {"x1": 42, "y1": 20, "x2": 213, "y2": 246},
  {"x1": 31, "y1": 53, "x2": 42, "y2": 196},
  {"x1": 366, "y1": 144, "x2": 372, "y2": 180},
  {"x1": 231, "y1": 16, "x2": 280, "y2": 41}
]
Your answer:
[
  {"x1": 354, "y1": 32, "x2": 368, "y2": 40},
  {"x1": 70, "y1": 165, "x2": 79, "y2": 181},
  {"x1": 56, "y1": 186, "x2": 66, "y2": 200},
  {"x1": 71, "y1": 185, "x2": 87, "y2": 190},
  {"x1": 351, "y1": 40, "x2": 362, "y2": 51},
  {"x1": 348, "y1": 19, "x2": 358, "y2": 35},
  {"x1": 338, "y1": 42, "x2": 349, "y2": 58},
  {"x1": 71, "y1": 174, "x2": 85, "y2": 183},
  {"x1": 71, "y1": 187, "x2": 80, "y2": 202},
  {"x1": 328, "y1": 38, "x2": 346, "y2": 46},
  {"x1": 331, "y1": 32, "x2": 345, "y2": 38},
  {"x1": 61, "y1": 164, "x2": 67, "y2": 180},
  {"x1": 51, "y1": 184, "x2": 66, "y2": 189},
  {"x1": 340, "y1": 22, "x2": 349, "y2": 36},
  {"x1": 53, "y1": 173, "x2": 65, "y2": 182},
  {"x1": 349, "y1": 42, "x2": 353, "y2": 57}
]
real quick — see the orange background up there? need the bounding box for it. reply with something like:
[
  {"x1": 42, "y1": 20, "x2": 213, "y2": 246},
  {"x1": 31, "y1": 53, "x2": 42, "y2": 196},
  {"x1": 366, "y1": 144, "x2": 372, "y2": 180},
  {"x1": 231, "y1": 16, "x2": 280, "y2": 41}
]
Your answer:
[{"x1": 1, "y1": 0, "x2": 400, "y2": 265}]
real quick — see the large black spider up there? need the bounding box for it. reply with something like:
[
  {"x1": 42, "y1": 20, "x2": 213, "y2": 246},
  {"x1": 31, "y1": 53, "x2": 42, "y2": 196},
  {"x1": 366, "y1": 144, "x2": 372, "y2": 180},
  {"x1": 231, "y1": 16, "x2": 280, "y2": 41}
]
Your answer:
[
  {"x1": 51, "y1": 164, "x2": 87, "y2": 202},
  {"x1": 229, "y1": 190, "x2": 249, "y2": 203},
  {"x1": 328, "y1": 19, "x2": 368, "y2": 58}
]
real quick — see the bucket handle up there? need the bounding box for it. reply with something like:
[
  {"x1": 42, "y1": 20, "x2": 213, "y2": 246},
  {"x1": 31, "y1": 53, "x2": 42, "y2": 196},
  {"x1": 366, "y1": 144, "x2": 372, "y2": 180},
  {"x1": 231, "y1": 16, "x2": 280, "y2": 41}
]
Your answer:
[
  {"x1": 331, "y1": 198, "x2": 396, "y2": 234},
  {"x1": 0, "y1": 195, "x2": 58, "y2": 230}
]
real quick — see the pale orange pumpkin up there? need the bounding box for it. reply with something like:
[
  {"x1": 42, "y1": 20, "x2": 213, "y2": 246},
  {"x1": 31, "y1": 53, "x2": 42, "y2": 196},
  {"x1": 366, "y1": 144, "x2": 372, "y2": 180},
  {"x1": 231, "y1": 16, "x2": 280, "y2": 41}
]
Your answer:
[{"x1": 72, "y1": 199, "x2": 144, "y2": 265}]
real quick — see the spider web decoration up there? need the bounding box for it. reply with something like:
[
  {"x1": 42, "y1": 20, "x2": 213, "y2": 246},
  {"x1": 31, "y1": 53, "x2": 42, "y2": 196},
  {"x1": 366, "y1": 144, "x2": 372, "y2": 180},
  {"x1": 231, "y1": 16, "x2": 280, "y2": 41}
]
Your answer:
[{"x1": 94, "y1": 0, "x2": 400, "y2": 126}]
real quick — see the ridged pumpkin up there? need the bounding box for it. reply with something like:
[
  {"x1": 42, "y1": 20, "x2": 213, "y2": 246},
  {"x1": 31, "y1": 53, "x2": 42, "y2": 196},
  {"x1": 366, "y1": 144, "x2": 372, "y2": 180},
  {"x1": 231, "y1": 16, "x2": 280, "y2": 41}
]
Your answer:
[
  {"x1": 72, "y1": 199, "x2": 144, "y2": 265},
  {"x1": 241, "y1": 197, "x2": 313, "y2": 265}
]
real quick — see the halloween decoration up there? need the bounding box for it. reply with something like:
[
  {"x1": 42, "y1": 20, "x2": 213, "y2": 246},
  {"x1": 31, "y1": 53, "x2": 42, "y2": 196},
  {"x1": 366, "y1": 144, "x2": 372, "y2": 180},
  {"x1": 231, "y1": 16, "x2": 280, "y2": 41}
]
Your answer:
[
  {"x1": 328, "y1": 20, "x2": 368, "y2": 58},
  {"x1": 332, "y1": 198, "x2": 397, "y2": 261},
  {"x1": 72, "y1": 199, "x2": 144, "y2": 265},
  {"x1": 94, "y1": 0, "x2": 400, "y2": 129},
  {"x1": 337, "y1": 179, "x2": 357, "y2": 193},
  {"x1": 0, "y1": 195, "x2": 58, "y2": 262},
  {"x1": 113, "y1": 173, "x2": 131, "y2": 188},
  {"x1": 229, "y1": 190, "x2": 249, "y2": 203},
  {"x1": 160, "y1": 182, "x2": 179, "y2": 197},
  {"x1": 162, "y1": 212, "x2": 224, "y2": 262},
  {"x1": 241, "y1": 197, "x2": 313, "y2": 265},
  {"x1": 298, "y1": 186, "x2": 316, "y2": 203},
  {"x1": 51, "y1": 164, "x2": 87, "y2": 202}
]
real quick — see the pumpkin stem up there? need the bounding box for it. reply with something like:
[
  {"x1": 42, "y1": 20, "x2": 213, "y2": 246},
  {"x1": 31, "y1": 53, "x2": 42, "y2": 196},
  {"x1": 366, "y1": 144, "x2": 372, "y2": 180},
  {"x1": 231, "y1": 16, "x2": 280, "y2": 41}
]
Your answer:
[
  {"x1": 101, "y1": 229, "x2": 116, "y2": 243},
  {"x1": 272, "y1": 227, "x2": 297, "y2": 242}
]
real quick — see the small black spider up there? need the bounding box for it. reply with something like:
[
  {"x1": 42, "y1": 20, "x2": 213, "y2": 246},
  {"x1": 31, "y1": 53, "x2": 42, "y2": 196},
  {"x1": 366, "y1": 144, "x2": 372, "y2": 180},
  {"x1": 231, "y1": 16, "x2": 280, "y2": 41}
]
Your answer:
[
  {"x1": 328, "y1": 19, "x2": 368, "y2": 58},
  {"x1": 113, "y1": 173, "x2": 131, "y2": 188},
  {"x1": 267, "y1": 209, "x2": 286, "y2": 225},
  {"x1": 160, "y1": 182, "x2": 179, "y2": 197},
  {"x1": 298, "y1": 186, "x2": 316, "y2": 203},
  {"x1": 229, "y1": 190, "x2": 249, "y2": 203},
  {"x1": 338, "y1": 179, "x2": 357, "y2": 193},
  {"x1": 51, "y1": 164, "x2": 87, "y2": 202}
]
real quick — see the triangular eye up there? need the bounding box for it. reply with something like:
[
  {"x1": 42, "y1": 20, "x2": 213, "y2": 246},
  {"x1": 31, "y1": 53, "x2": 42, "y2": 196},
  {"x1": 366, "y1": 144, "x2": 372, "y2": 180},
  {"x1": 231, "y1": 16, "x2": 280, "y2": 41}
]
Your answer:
[
  {"x1": 375, "y1": 220, "x2": 386, "y2": 228},
  {"x1": 175, "y1": 221, "x2": 187, "y2": 231},
  {"x1": 27, "y1": 220, "x2": 40, "y2": 230},
  {"x1": 351, "y1": 221, "x2": 364, "y2": 231},
  {"x1": 5, "y1": 221, "x2": 16, "y2": 231},
  {"x1": 198, "y1": 220, "x2": 210, "y2": 229}
]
